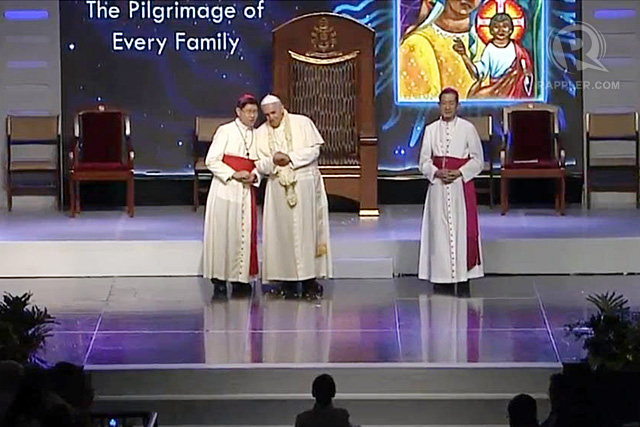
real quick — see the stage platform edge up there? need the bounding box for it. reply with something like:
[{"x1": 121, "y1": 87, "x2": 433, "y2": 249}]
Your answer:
[
  {"x1": 2, "y1": 235, "x2": 640, "y2": 277},
  {"x1": 2, "y1": 206, "x2": 640, "y2": 277}
]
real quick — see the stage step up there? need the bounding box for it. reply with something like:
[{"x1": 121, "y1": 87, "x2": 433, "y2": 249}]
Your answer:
[
  {"x1": 90, "y1": 365, "x2": 556, "y2": 425},
  {"x1": 4, "y1": 207, "x2": 640, "y2": 277}
]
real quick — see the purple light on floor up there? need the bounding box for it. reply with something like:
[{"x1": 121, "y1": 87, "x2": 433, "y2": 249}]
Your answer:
[
  {"x1": 3, "y1": 10, "x2": 49, "y2": 21},
  {"x1": 593, "y1": 9, "x2": 636, "y2": 20},
  {"x1": 6, "y1": 60, "x2": 48, "y2": 69}
]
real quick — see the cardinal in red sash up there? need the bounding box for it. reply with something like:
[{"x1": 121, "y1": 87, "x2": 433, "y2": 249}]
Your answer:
[{"x1": 203, "y1": 94, "x2": 261, "y2": 300}]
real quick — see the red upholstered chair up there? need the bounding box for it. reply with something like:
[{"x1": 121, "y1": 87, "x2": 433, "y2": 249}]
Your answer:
[
  {"x1": 500, "y1": 103, "x2": 565, "y2": 215},
  {"x1": 68, "y1": 109, "x2": 134, "y2": 217}
]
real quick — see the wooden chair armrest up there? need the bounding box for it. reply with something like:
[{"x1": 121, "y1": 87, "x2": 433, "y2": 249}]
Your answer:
[
  {"x1": 127, "y1": 146, "x2": 135, "y2": 168},
  {"x1": 125, "y1": 130, "x2": 135, "y2": 167},
  {"x1": 69, "y1": 139, "x2": 80, "y2": 169},
  {"x1": 555, "y1": 133, "x2": 565, "y2": 167}
]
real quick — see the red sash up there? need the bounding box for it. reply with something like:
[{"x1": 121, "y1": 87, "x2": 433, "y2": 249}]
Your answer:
[
  {"x1": 222, "y1": 154, "x2": 258, "y2": 276},
  {"x1": 432, "y1": 156, "x2": 481, "y2": 272}
]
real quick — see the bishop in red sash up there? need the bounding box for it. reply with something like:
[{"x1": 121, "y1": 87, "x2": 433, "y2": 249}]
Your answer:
[{"x1": 418, "y1": 88, "x2": 484, "y2": 286}]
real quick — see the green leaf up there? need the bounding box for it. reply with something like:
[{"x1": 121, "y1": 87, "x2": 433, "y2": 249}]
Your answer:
[
  {"x1": 0, "y1": 292, "x2": 56, "y2": 364},
  {"x1": 586, "y1": 292, "x2": 628, "y2": 315}
]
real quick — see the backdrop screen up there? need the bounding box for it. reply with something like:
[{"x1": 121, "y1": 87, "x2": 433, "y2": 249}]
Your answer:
[{"x1": 60, "y1": 0, "x2": 583, "y2": 174}]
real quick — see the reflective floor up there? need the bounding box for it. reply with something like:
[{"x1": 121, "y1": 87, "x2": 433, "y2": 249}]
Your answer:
[{"x1": 3, "y1": 275, "x2": 639, "y2": 366}]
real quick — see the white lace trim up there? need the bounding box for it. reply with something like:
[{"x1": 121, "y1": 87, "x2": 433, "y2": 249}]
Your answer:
[{"x1": 432, "y1": 23, "x2": 470, "y2": 40}]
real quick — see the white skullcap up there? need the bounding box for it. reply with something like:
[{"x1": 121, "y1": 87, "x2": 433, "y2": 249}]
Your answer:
[{"x1": 261, "y1": 94, "x2": 281, "y2": 106}]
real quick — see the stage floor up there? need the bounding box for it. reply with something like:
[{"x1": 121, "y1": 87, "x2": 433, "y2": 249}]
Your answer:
[
  {"x1": 4, "y1": 274, "x2": 639, "y2": 367},
  {"x1": 2, "y1": 205, "x2": 640, "y2": 277}
]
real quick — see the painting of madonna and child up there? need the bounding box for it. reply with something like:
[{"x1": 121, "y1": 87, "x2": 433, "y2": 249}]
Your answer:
[{"x1": 398, "y1": 0, "x2": 546, "y2": 103}]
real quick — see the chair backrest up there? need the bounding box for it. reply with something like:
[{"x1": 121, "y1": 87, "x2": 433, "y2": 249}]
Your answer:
[
  {"x1": 289, "y1": 57, "x2": 360, "y2": 166},
  {"x1": 464, "y1": 116, "x2": 492, "y2": 142},
  {"x1": 586, "y1": 112, "x2": 638, "y2": 140},
  {"x1": 272, "y1": 13, "x2": 376, "y2": 167},
  {"x1": 464, "y1": 115, "x2": 494, "y2": 164},
  {"x1": 75, "y1": 111, "x2": 127, "y2": 164},
  {"x1": 7, "y1": 115, "x2": 59, "y2": 143},
  {"x1": 193, "y1": 117, "x2": 233, "y2": 159},
  {"x1": 504, "y1": 104, "x2": 558, "y2": 162}
]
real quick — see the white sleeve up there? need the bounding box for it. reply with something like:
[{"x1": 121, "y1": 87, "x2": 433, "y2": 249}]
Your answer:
[
  {"x1": 459, "y1": 124, "x2": 485, "y2": 183},
  {"x1": 289, "y1": 117, "x2": 322, "y2": 169},
  {"x1": 255, "y1": 128, "x2": 275, "y2": 176},
  {"x1": 250, "y1": 168, "x2": 262, "y2": 187},
  {"x1": 419, "y1": 127, "x2": 439, "y2": 183},
  {"x1": 474, "y1": 45, "x2": 492, "y2": 79},
  {"x1": 205, "y1": 127, "x2": 235, "y2": 183}
]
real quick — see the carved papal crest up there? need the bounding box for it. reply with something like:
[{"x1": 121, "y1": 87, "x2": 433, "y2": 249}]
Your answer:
[{"x1": 309, "y1": 17, "x2": 341, "y2": 58}]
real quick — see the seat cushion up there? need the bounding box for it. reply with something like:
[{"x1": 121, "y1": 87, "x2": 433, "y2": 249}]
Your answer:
[
  {"x1": 75, "y1": 162, "x2": 130, "y2": 171},
  {"x1": 505, "y1": 159, "x2": 560, "y2": 169}
]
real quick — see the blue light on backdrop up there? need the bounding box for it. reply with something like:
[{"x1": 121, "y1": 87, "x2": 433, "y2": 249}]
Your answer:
[
  {"x1": 593, "y1": 9, "x2": 636, "y2": 20},
  {"x1": 6, "y1": 61, "x2": 48, "y2": 69},
  {"x1": 3, "y1": 10, "x2": 49, "y2": 21}
]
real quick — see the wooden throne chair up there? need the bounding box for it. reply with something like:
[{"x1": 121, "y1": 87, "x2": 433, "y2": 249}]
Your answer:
[{"x1": 272, "y1": 13, "x2": 378, "y2": 216}]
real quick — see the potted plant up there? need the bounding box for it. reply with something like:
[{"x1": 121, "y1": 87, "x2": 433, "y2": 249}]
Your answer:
[
  {"x1": 565, "y1": 292, "x2": 640, "y2": 425},
  {"x1": 0, "y1": 292, "x2": 56, "y2": 365},
  {"x1": 0, "y1": 294, "x2": 97, "y2": 427}
]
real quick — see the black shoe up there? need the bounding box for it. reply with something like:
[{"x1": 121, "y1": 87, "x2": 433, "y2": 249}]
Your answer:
[
  {"x1": 301, "y1": 279, "x2": 323, "y2": 300},
  {"x1": 231, "y1": 282, "x2": 253, "y2": 298},
  {"x1": 455, "y1": 281, "x2": 471, "y2": 298},
  {"x1": 211, "y1": 279, "x2": 228, "y2": 301},
  {"x1": 433, "y1": 283, "x2": 455, "y2": 296},
  {"x1": 263, "y1": 282, "x2": 283, "y2": 298},
  {"x1": 282, "y1": 281, "x2": 299, "y2": 300}
]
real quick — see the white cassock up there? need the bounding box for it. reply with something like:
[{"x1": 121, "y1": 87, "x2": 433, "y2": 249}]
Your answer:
[
  {"x1": 255, "y1": 111, "x2": 333, "y2": 282},
  {"x1": 418, "y1": 117, "x2": 485, "y2": 283},
  {"x1": 203, "y1": 118, "x2": 260, "y2": 283}
]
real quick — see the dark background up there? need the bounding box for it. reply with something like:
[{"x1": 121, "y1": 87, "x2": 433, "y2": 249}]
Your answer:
[{"x1": 59, "y1": 0, "x2": 583, "y2": 206}]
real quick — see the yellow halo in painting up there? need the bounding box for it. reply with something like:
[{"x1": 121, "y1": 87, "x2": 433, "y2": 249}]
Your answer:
[{"x1": 476, "y1": 0, "x2": 527, "y2": 44}]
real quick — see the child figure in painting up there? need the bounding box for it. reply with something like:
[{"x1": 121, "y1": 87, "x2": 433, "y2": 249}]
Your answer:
[{"x1": 453, "y1": 13, "x2": 534, "y2": 98}]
